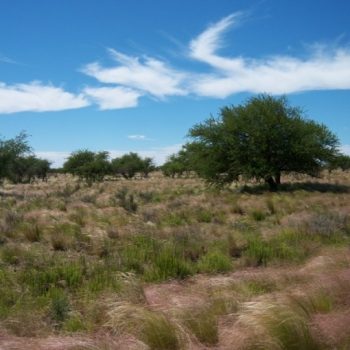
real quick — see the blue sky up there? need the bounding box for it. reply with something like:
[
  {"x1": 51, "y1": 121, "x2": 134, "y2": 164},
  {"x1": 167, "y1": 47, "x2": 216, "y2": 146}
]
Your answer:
[{"x1": 0, "y1": 0, "x2": 349, "y2": 166}]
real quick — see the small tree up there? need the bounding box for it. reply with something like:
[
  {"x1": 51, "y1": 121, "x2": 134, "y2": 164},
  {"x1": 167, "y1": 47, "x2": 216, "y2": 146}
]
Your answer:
[
  {"x1": 162, "y1": 151, "x2": 191, "y2": 178},
  {"x1": 140, "y1": 157, "x2": 155, "y2": 178},
  {"x1": 328, "y1": 154, "x2": 350, "y2": 172},
  {"x1": 111, "y1": 153, "x2": 153, "y2": 179},
  {"x1": 0, "y1": 132, "x2": 31, "y2": 184},
  {"x1": 63, "y1": 150, "x2": 111, "y2": 183},
  {"x1": 7, "y1": 156, "x2": 51, "y2": 183},
  {"x1": 187, "y1": 95, "x2": 340, "y2": 190}
]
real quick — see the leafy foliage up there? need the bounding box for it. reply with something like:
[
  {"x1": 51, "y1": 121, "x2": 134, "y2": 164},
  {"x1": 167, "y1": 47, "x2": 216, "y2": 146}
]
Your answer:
[
  {"x1": 0, "y1": 132, "x2": 51, "y2": 184},
  {"x1": 162, "y1": 150, "x2": 191, "y2": 178},
  {"x1": 63, "y1": 150, "x2": 111, "y2": 183},
  {"x1": 111, "y1": 152, "x2": 154, "y2": 179},
  {"x1": 186, "y1": 95, "x2": 340, "y2": 190}
]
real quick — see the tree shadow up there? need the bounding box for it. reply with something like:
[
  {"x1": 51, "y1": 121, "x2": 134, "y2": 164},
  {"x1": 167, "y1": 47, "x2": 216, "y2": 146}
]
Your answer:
[{"x1": 238, "y1": 181, "x2": 350, "y2": 195}]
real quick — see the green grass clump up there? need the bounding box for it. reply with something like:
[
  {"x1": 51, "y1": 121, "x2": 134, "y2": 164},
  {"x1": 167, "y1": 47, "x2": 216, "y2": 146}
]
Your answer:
[
  {"x1": 63, "y1": 313, "x2": 87, "y2": 332},
  {"x1": 106, "y1": 302, "x2": 183, "y2": 350},
  {"x1": 120, "y1": 235, "x2": 194, "y2": 281},
  {"x1": 243, "y1": 232, "x2": 308, "y2": 266},
  {"x1": 197, "y1": 250, "x2": 232, "y2": 273},
  {"x1": 183, "y1": 306, "x2": 218, "y2": 345},
  {"x1": 49, "y1": 287, "x2": 70, "y2": 325},
  {"x1": 144, "y1": 244, "x2": 193, "y2": 282},
  {"x1": 242, "y1": 225, "x2": 348, "y2": 267},
  {"x1": 238, "y1": 296, "x2": 322, "y2": 350},
  {"x1": 22, "y1": 260, "x2": 84, "y2": 295},
  {"x1": 250, "y1": 209, "x2": 267, "y2": 221}
]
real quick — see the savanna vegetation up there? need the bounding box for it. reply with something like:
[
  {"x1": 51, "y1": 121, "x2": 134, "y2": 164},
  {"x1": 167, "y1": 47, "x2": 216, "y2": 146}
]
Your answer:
[{"x1": 0, "y1": 95, "x2": 350, "y2": 349}]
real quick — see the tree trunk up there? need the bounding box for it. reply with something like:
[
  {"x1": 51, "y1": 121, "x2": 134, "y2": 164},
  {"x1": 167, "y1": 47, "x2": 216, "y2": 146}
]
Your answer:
[
  {"x1": 275, "y1": 171, "x2": 281, "y2": 185},
  {"x1": 265, "y1": 176, "x2": 277, "y2": 191}
]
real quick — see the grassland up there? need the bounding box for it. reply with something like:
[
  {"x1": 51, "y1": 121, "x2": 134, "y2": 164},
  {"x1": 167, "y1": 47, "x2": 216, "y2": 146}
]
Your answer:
[{"x1": 0, "y1": 171, "x2": 349, "y2": 349}]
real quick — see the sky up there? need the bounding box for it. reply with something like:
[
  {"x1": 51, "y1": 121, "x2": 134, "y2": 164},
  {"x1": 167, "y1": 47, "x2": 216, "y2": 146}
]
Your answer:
[{"x1": 0, "y1": 0, "x2": 349, "y2": 167}]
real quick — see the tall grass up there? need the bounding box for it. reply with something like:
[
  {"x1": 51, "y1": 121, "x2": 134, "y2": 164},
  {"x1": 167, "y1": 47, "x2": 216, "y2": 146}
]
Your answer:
[{"x1": 106, "y1": 302, "x2": 183, "y2": 350}]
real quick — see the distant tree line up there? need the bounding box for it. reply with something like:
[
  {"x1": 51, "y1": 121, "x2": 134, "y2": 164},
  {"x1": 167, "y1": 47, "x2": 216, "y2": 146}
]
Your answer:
[
  {"x1": 1, "y1": 95, "x2": 349, "y2": 189},
  {"x1": 62, "y1": 151, "x2": 155, "y2": 184}
]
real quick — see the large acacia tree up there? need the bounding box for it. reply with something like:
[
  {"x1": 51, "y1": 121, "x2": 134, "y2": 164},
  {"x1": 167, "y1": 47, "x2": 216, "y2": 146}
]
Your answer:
[{"x1": 187, "y1": 95, "x2": 340, "y2": 190}]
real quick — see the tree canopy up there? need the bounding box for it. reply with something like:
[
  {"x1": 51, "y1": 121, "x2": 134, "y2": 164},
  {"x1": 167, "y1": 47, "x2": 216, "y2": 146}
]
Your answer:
[
  {"x1": 111, "y1": 153, "x2": 155, "y2": 179},
  {"x1": 63, "y1": 150, "x2": 111, "y2": 183},
  {"x1": 186, "y1": 95, "x2": 341, "y2": 190},
  {"x1": 0, "y1": 132, "x2": 51, "y2": 184}
]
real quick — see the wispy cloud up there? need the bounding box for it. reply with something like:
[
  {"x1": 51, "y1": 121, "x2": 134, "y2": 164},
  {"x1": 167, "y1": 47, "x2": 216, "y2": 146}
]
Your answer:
[
  {"x1": 189, "y1": 13, "x2": 245, "y2": 71},
  {"x1": 82, "y1": 49, "x2": 186, "y2": 99},
  {"x1": 0, "y1": 82, "x2": 89, "y2": 114},
  {"x1": 0, "y1": 53, "x2": 19, "y2": 65},
  {"x1": 3, "y1": 13, "x2": 350, "y2": 114},
  {"x1": 128, "y1": 134, "x2": 149, "y2": 140},
  {"x1": 84, "y1": 86, "x2": 141, "y2": 110},
  {"x1": 189, "y1": 13, "x2": 350, "y2": 97}
]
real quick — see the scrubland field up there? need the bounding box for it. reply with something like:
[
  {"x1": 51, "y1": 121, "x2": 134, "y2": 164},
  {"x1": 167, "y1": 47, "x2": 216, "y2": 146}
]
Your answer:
[{"x1": 0, "y1": 171, "x2": 350, "y2": 349}]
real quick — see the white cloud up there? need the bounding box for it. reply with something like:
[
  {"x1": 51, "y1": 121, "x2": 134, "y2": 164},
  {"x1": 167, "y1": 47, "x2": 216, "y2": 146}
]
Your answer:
[
  {"x1": 82, "y1": 49, "x2": 186, "y2": 98},
  {"x1": 84, "y1": 86, "x2": 141, "y2": 110},
  {"x1": 340, "y1": 145, "x2": 350, "y2": 155},
  {"x1": 190, "y1": 13, "x2": 245, "y2": 72},
  {"x1": 35, "y1": 151, "x2": 70, "y2": 168},
  {"x1": 0, "y1": 81, "x2": 89, "y2": 114},
  {"x1": 189, "y1": 13, "x2": 350, "y2": 98},
  {"x1": 128, "y1": 135, "x2": 147, "y2": 140}
]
